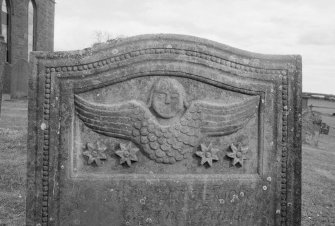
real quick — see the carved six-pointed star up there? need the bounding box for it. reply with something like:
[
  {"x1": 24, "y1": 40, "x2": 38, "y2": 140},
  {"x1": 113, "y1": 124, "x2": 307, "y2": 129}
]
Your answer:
[
  {"x1": 115, "y1": 142, "x2": 139, "y2": 166},
  {"x1": 82, "y1": 141, "x2": 107, "y2": 166},
  {"x1": 226, "y1": 143, "x2": 248, "y2": 166},
  {"x1": 195, "y1": 143, "x2": 219, "y2": 167}
]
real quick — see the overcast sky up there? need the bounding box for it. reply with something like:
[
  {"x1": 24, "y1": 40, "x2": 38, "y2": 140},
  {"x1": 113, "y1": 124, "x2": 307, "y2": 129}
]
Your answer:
[{"x1": 54, "y1": 0, "x2": 335, "y2": 94}]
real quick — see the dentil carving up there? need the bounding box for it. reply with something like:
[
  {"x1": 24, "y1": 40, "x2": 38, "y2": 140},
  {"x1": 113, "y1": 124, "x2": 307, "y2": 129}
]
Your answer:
[{"x1": 75, "y1": 78, "x2": 259, "y2": 164}]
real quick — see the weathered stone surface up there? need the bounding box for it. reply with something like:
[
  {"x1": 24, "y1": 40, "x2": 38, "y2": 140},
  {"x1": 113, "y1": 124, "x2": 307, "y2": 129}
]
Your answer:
[
  {"x1": 10, "y1": 59, "x2": 30, "y2": 99},
  {"x1": 2, "y1": 62, "x2": 11, "y2": 94},
  {"x1": 1, "y1": 0, "x2": 55, "y2": 94},
  {"x1": 0, "y1": 38, "x2": 6, "y2": 115},
  {"x1": 302, "y1": 109, "x2": 321, "y2": 146},
  {"x1": 0, "y1": 65, "x2": 2, "y2": 115},
  {"x1": 27, "y1": 34, "x2": 302, "y2": 226}
]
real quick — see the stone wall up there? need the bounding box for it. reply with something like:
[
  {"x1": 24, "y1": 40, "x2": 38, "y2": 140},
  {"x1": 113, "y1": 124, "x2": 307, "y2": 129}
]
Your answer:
[
  {"x1": 10, "y1": 0, "x2": 55, "y2": 62},
  {"x1": 2, "y1": 0, "x2": 55, "y2": 94},
  {"x1": 34, "y1": 0, "x2": 55, "y2": 52}
]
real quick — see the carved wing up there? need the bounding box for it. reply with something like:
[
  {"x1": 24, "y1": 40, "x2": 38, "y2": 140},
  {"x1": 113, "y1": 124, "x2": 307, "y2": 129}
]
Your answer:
[
  {"x1": 74, "y1": 95, "x2": 148, "y2": 140},
  {"x1": 196, "y1": 96, "x2": 260, "y2": 136}
]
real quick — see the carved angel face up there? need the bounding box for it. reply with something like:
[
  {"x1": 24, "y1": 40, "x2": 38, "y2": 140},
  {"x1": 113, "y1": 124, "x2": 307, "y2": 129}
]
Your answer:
[{"x1": 150, "y1": 78, "x2": 186, "y2": 119}]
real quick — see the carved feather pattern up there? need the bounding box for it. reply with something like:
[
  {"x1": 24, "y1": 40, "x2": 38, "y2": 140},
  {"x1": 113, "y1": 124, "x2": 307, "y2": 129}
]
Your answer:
[
  {"x1": 74, "y1": 95, "x2": 259, "y2": 164},
  {"x1": 197, "y1": 96, "x2": 260, "y2": 136}
]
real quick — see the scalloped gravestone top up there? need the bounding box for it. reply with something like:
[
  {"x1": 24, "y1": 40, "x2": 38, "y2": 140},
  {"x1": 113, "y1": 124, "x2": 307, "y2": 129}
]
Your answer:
[{"x1": 27, "y1": 34, "x2": 302, "y2": 226}]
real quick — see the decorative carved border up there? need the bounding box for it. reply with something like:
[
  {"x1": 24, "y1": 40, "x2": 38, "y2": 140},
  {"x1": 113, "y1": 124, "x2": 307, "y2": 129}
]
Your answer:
[
  {"x1": 40, "y1": 47, "x2": 291, "y2": 225},
  {"x1": 281, "y1": 74, "x2": 289, "y2": 225},
  {"x1": 41, "y1": 71, "x2": 51, "y2": 225},
  {"x1": 45, "y1": 48, "x2": 287, "y2": 76}
]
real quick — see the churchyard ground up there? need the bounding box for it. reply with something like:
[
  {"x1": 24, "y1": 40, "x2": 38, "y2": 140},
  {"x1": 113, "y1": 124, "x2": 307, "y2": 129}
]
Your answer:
[
  {"x1": 0, "y1": 98, "x2": 334, "y2": 226},
  {"x1": 0, "y1": 98, "x2": 27, "y2": 226}
]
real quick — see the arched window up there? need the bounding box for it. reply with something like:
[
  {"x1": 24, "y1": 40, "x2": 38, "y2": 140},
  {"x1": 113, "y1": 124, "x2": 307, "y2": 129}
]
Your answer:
[
  {"x1": 28, "y1": 0, "x2": 36, "y2": 60},
  {"x1": 1, "y1": 0, "x2": 10, "y2": 62}
]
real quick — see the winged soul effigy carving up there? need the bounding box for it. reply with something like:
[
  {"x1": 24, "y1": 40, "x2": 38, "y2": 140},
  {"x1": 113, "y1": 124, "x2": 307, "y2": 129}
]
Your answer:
[{"x1": 75, "y1": 78, "x2": 259, "y2": 164}]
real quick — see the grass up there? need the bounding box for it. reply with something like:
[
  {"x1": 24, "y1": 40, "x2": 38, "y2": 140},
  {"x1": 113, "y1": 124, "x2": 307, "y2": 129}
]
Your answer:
[
  {"x1": 0, "y1": 99, "x2": 334, "y2": 225},
  {"x1": 302, "y1": 138, "x2": 335, "y2": 225},
  {"x1": 0, "y1": 99, "x2": 27, "y2": 226}
]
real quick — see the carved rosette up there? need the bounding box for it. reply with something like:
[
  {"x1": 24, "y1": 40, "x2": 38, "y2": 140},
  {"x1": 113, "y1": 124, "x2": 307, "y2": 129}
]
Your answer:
[
  {"x1": 226, "y1": 143, "x2": 248, "y2": 167},
  {"x1": 82, "y1": 141, "x2": 108, "y2": 166},
  {"x1": 115, "y1": 142, "x2": 139, "y2": 166},
  {"x1": 195, "y1": 143, "x2": 220, "y2": 167}
]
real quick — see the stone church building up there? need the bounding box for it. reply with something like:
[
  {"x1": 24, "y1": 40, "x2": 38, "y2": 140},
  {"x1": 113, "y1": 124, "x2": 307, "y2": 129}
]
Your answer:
[{"x1": 0, "y1": 0, "x2": 55, "y2": 97}]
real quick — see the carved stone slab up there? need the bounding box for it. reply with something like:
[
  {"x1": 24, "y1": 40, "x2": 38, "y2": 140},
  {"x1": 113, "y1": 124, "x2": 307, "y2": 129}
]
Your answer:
[
  {"x1": 11, "y1": 59, "x2": 30, "y2": 98},
  {"x1": 27, "y1": 34, "x2": 302, "y2": 226},
  {"x1": 0, "y1": 39, "x2": 6, "y2": 114}
]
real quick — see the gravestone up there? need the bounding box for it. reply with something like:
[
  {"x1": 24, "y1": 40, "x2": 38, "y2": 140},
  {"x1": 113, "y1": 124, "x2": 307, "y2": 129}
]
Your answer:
[
  {"x1": 2, "y1": 62, "x2": 11, "y2": 94},
  {"x1": 0, "y1": 38, "x2": 6, "y2": 114},
  {"x1": 27, "y1": 34, "x2": 302, "y2": 226},
  {"x1": 0, "y1": 64, "x2": 3, "y2": 115},
  {"x1": 10, "y1": 59, "x2": 30, "y2": 98},
  {"x1": 302, "y1": 110, "x2": 321, "y2": 146}
]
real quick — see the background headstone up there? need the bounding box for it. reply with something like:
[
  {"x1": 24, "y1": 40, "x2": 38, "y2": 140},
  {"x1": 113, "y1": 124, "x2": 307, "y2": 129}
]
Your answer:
[
  {"x1": 10, "y1": 59, "x2": 30, "y2": 99},
  {"x1": 302, "y1": 110, "x2": 321, "y2": 146},
  {"x1": 2, "y1": 62, "x2": 11, "y2": 94},
  {"x1": 27, "y1": 34, "x2": 302, "y2": 226},
  {"x1": 0, "y1": 64, "x2": 3, "y2": 115},
  {"x1": 0, "y1": 37, "x2": 7, "y2": 115}
]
